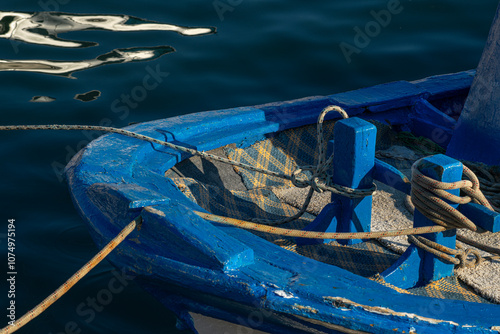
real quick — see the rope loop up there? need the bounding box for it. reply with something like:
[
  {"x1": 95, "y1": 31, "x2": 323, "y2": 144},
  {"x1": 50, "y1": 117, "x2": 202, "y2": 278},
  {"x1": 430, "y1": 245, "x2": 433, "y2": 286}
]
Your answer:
[
  {"x1": 291, "y1": 168, "x2": 310, "y2": 189},
  {"x1": 257, "y1": 105, "x2": 376, "y2": 225},
  {"x1": 456, "y1": 244, "x2": 483, "y2": 269},
  {"x1": 311, "y1": 176, "x2": 323, "y2": 193},
  {"x1": 408, "y1": 235, "x2": 484, "y2": 269}
]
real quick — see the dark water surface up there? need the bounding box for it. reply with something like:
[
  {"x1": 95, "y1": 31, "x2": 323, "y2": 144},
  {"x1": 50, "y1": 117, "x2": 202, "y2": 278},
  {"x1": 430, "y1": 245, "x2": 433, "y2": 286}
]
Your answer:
[{"x1": 1, "y1": 1, "x2": 498, "y2": 333}]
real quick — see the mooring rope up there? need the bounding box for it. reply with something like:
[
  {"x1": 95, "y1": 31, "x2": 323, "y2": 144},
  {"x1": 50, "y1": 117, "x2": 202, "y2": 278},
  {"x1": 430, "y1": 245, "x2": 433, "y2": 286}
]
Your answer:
[
  {"x1": 407, "y1": 235, "x2": 482, "y2": 268},
  {"x1": 0, "y1": 114, "x2": 374, "y2": 200},
  {"x1": 0, "y1": 217, "x2": 141, "y2": 334},
  {"x1": 410, "y1": 159, "x2": 493, "y2": 232},
  {"x1": 405, "y1": 159, "x2": 499, "y2": 267},
  {"x1": 251, "y1": 105, "x2": 376, "y2": 226},
  {"x1": 195, "y1": 210, "x2": 448, "y2": 239},
  {"x1": 405, "y1": 191, "x2": 500, "y2": 264}
]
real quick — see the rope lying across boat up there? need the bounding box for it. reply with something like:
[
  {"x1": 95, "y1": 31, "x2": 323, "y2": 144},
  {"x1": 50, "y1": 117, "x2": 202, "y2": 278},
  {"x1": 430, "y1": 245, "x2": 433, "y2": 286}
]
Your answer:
[
  {"x1": 195, "y1": 210, "x2": 449, "y2": 239},
  {"x1": 1, "y1": 106, "x2": 497, "y2": 254},
  {"x1": 0, "y1": 108, "x2": 374, "y2": 201}
]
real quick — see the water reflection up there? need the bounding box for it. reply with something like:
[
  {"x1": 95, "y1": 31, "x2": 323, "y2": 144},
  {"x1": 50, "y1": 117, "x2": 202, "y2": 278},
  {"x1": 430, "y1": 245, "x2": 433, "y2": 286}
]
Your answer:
[
  {"x1": 0, "y1": 11, "x2": 216, "y2": 48},
  {"x1": 74, "y1": 90, "x2": 101, "y2": 102},
  {"x1": 30, "y1": 96, "x2": 56, "y2": 103},
  {"x1": 0, "y1": 45, "x2": 174, "y2": 78}
]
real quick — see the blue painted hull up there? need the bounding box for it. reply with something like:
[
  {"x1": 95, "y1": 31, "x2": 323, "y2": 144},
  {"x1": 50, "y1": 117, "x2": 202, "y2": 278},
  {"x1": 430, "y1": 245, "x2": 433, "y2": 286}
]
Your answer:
[{"x1": 65, "y1": 70, "x2": 500, "y2": 333}]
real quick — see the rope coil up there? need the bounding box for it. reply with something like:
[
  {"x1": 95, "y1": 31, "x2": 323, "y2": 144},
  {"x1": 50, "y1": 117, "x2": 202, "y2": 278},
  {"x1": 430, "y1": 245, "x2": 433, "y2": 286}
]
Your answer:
[
  {"x1": 410, "y1": 159, "x2": 494, "y2": 232},
  {"x1": 407, "y1": 158, "x2": 498, "y2": 268}
]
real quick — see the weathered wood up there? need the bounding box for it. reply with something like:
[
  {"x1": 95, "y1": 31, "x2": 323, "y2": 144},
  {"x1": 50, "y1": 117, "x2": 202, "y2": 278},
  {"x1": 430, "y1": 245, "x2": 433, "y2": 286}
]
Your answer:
[
  {"x1": 373, "y1": 158, "x2": 411, "y2": 195},
  {"x1": 447, "y1": 4, "x2": 500, "y2": 165},
  {"x1": 414, "y1": 155, "x2": 461, "y2": 281},
  {"x1": 410, "y1": 98, "x2": 456, "y2": 148},
  {"x1": 381, "y1": 155, "x2": 461, "y2": 287},
  {"x1": 64, "y1": 70, "x2": 500, "y2": 333},
  {"x1": 332, "y1": 118, "x2": 376, "y2": 245},
  {"x1": 460, "y1": 202, "x2": 500, "y2": 233}
]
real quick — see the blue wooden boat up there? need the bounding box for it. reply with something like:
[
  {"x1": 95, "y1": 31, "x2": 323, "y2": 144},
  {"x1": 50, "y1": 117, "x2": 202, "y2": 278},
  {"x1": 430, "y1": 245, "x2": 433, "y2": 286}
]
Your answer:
[
  {"x1": 64, "y1": 67, "x2": 500, "y2": 334},
  {"x1": 64, "y1": 8, "x2": 500, "y2": 334}
]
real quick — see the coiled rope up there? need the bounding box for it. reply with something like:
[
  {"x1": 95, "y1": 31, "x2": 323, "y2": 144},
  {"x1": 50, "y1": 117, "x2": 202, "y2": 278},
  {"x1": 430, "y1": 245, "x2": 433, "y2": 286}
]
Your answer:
[
  {"x1": 0, "y1": 217, "x2": 141, "y2": 334},
  {"x1": 405, "y1": 196, "x2": 500, "y2": 267},
  {"x1": 407, "y1": 159, "x2": 499, "y2": 267},
  {"x1": 462, "y1": 161, "x2": 500, "y2": 211},
  {"x1": 410, "y1": 159, "x2": 494, "y2": 232}
]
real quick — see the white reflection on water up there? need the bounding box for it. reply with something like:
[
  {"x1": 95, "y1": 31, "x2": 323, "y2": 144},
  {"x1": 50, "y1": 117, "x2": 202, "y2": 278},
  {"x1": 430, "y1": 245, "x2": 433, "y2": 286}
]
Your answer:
[
  {"x1": 0, "y1": 45, "x2": 175, "y2": 78},
  {"x1": 0, "y1": 11, "x2": 216, "y2": 48}
]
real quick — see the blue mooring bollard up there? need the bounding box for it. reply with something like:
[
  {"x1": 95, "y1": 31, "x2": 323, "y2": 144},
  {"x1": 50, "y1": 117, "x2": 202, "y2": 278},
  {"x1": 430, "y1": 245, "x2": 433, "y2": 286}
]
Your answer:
[
  {"x1": 332, "y1": 118, "x2": 377, "y2": 245},
  {"x1": 296, "y1": 117, "x2": 376, "y2": 246},
  {"x1": 381, "y1": 154, "x2": 461, "y2": 288}
]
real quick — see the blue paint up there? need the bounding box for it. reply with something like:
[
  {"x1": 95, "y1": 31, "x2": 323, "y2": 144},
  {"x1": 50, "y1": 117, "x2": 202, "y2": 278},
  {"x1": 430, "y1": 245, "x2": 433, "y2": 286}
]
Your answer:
[
  {"x1": 413, "y1": 70, "x2": 475, "y2": 100},
  {"x1": 332, "y1": 118, "x2": 376, "y2": 245},
  {"x1": 295, "y1": 201, "x2": 342, "y2": 246},
  {"x1": 380, "y1": 245, "x2": 423, "y2": 289},
  {"x1": 382, "y1": 155, "x2": 462, "y2": 288},
  {"x1": 414, "y1": 155, "x2": 461, "y2": 282},
  {"x1": 329, "y1": 81, "x2": 427, "y2": 113},
  {"x1": 410, "y1": 98, "x2": 456, "y2": 148},
  {"x1": 459, "y1": 203, "x2": 500, "y2": 233},
  {"x1": 373, "y1": 158, "x2": 411, "y2": 195},
  {"x1": 64, "y1": 71, "x2": 500, "y2": 333}
]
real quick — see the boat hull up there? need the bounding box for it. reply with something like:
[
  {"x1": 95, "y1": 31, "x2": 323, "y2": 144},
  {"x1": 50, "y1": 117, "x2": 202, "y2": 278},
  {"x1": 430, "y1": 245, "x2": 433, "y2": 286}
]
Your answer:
[{"x1": 65, "y1": 70, "x2": 500, "y2": 333}]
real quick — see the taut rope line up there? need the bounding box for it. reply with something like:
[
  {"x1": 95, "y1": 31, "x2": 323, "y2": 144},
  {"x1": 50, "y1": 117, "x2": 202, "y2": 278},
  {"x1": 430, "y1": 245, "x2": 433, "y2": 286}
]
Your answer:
[
  {"x1": 0, "y1": 217, "x2": 141, "y2": 334},
  {"x1": 0, "y1": 117, "x2": 374, "y2": 200},
  {"x1": 195, "y1": 210, "x2": 449, "y2": 239}
]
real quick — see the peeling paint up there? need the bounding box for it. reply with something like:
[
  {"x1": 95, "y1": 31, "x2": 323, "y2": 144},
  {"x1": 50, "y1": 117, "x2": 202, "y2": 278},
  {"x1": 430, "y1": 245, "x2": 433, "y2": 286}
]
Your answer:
[
  {"x1": 324, "y1": 297, "x2": 461, "y2": 327},
  {"x1": 274, "y1": 290, "x2": 295, "y2": 299},
  {"x1": 292, "y1": 304, "x2": 318, "y2": 314}
]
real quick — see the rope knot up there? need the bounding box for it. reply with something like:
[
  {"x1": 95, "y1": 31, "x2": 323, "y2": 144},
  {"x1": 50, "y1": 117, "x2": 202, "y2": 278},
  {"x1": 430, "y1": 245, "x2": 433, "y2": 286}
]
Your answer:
[
  {"x1": 456, "y1": 244, "x2": 483, "y2": 269},
  {"x1": 291, "y1": 168, "x2": 312, "y2": 189},
  {"x1": 408, "y1": 235, "x2": 484, "y2": 269}
]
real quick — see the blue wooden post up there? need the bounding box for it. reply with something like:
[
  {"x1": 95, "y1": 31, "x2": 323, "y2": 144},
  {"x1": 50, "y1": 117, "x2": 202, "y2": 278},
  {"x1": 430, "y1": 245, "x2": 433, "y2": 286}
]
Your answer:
[
  {"x1": 381, "y1": 154, "x2": 461, "y2": 288},
  {"x1": 413, "y1": 155, "x2": 461, "y2": 281},
  {"x1": 332, "y1": 118, "x2": 376, "y2": 245},
  {"x1": 296, "y1": 118, "x2": 376, "y2": 246}
]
